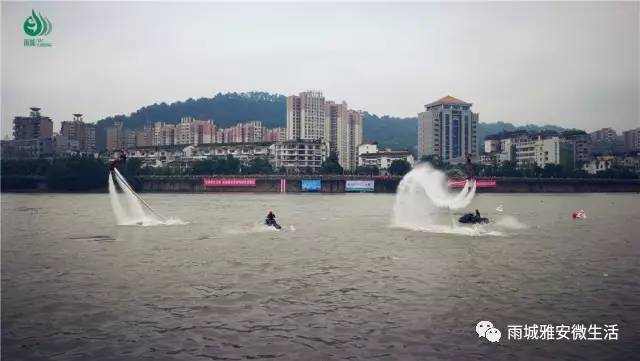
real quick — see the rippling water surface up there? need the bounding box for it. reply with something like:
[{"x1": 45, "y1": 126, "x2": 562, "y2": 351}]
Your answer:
[{"x1": 2, "y1": 193, "x2": 639, "y2": 360}]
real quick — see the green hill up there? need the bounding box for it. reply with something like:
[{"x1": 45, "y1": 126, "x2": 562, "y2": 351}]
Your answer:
[{"x1": 95, "y1": 92, "x2": 286, "y2": 150}]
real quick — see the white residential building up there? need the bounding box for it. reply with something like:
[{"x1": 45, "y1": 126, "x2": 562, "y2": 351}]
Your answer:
[
  {"x1": 357, "y1": 143, "x2": 414, "y2": 170},
  {"x1": 126, "y1": 142, "x2": 273, "y2": 168},
  {"x1": 515, "y1": 136, "x2": 574, "y2": 169},
  {"x1": 273, "y1": 139, "x2": 329, "y2": 173},
  {"x1": 483, "y1": 131, "x2": 531, "y2": 164}
]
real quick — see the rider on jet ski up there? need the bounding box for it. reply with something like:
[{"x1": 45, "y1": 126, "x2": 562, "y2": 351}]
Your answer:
[
  {"x1": 266, "y1": 210, "x2": 276, "y2": 223},
  {"x1": 458, "y1": 209, "x2": 489, "y2": 224},
  {"x1": 265, "y1": 210, "x2": 281, "y2": 229}
]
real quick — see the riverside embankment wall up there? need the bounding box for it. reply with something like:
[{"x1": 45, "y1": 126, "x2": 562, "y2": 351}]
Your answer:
[
  {"x1": 136, "y1": 176, "x2": 640, "y2": 193},
  {"x1": 2, "y1": 175, "x2": 639, "y2": 193}
]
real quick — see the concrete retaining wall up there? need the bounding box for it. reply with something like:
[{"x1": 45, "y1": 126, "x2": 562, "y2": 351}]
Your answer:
[
  {"x1": 2, "y1": 175, "x2": 639, "y2": 193},
  {"x1": 136, "y1": 176, "x2": 640, "y2": 193}
]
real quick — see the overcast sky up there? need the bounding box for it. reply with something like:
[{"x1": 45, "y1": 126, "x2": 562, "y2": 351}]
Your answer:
[{"x1": 2, "y1": 1, "x2": 639, "y2": 138}]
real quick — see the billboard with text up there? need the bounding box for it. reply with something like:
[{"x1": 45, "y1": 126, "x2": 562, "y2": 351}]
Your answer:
[
  {"x1": 301, "y1": 179, "x2": 321, "y2": 192},
  {"x1": 345, "y1": 180, "x2": 375, "y2": 192}
]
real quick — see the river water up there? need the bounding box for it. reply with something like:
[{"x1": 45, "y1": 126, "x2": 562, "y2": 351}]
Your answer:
[{"x1": 1, "y1": 193, "x2": 639, "y2": 360}]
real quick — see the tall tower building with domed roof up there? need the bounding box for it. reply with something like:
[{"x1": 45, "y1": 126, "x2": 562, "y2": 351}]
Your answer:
[{"x1": 417, "y1": 95, "x2": 479, "y2": 162}]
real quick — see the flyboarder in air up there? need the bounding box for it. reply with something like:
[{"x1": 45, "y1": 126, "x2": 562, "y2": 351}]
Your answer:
[
  {"x1": 110, "y1": 152, "x2": 127, "y2": 170},
  {"x1": 466, "y1": 153, "x2": 474, "y2": 180},
  {"x1": 457, "y1": 154, "x2": 489, "y2": 224}
]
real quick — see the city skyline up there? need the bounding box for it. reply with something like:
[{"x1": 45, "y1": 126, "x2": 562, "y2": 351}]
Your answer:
[{"x1": 2, "y1": 2, "x2": 639, "y2": 139}]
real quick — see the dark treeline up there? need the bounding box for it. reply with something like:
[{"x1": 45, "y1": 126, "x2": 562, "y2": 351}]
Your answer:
[
  {"x1": 1, "y1": 157, "x2": 109, "y2": 191},
  {"x1": 421, "y1": 156, "x2": 639, "y2": 179}
]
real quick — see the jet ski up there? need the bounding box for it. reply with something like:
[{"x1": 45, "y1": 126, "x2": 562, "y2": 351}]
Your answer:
[
  {"x1": 458, "y1": 213, "x2": 489, "y2": 224},
  {"x1": 265, "y1": 218, "x2": 282, "y2": 230}
]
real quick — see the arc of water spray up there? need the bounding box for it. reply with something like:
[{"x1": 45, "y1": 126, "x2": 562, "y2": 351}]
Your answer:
[
  {"x1": 448, "y1": 179, "x2": 476, "y2": 210},
  {"x1": 112, "y1": 169, "x2": 166, "y2": 222},
  {"x1": 392, "y1": 163, "x2": 480, "y2": 232},
  {"x1": 108, "y1": 172, "x2": 128, "y2": 224}
]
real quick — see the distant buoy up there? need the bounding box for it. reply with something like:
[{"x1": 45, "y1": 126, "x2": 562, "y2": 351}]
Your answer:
[{"x1": 572, "y1": 210, "x2": 587, "y2": 220}]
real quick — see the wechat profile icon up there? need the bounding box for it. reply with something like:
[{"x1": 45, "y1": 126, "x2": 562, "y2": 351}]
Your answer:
[{"x1": 476, "y1": 320, "x2": 501, "y2": 343}]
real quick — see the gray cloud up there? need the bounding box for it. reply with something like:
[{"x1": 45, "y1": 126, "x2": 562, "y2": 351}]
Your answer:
[{"x1": 2, "y1": 1, "x2": 638, "y2": 138}]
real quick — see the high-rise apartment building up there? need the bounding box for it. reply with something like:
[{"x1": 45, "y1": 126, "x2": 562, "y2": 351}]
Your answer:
[
  {"x1": 418, "y1": 96, "x2": 478, "y2": 162},
  {"x1": 287, "y1": 92, "x2": 363, "y2": 170},
  {"x1": 152, "y1": 122, "x2": 176, "y2": 146},
  {"x1": 590, "y1": 127, "x2": 625, "y2": 154},
  {"x1": 590, "y1": 128, "x2": 617, "y2": 143},
  {"x1": 286, "y1": 91, "x2": 325, "y2": 140},
  {"x1": 262, "y1": 127, "x2": 286, "y2": 142},
  {"x1": 174, "y1": 117, "x2": 215, "y2": 146},
  {"x1": 325, "y1": 101, "x2": 350, "y2": 167},
  {"x1": 60, "y1": 114, "x2": 96, "y2": 152},
  {"x1": 13, "y1": 107, "x2": 53, "y2": 140},
  {"x1": 561, "y1": 130, "x2": 592, "y2": 163},
  {"x1": 622, "y1": 128, "x2": 640, "y2": 152},
  {"x1": 106, "y1": 121, "x2": 137, "y2": 151},
  {"x1": 348, "y1": 110, "x2": 363, "y2": 170},
  {"x1": 242, "y1": 121, "x2": 263, "y2": 143},
  {"x1": 106, "y1": 121, "x2": 125, "y2": 151},
  {"x1": 135, "y1": 127, "x2": 154, "y2": 147}
]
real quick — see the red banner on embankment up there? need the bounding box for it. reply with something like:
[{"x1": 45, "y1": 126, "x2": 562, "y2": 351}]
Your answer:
[
  {"x1": 203, "y1": 178, "x2": 256, "y2": 187},
  {"x1": 448, "y1": 179, "x2": 497, "y2": 188}
]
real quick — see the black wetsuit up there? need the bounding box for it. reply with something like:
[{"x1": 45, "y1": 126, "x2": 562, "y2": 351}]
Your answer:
[{"x1": 265, "y1": 212, "x2": 277, "y2": 226}]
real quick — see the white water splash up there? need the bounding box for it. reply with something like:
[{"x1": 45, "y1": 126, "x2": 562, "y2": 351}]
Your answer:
[
  {"x1": 224, "y1": 222, "x2": 295, "y2": 235},
  {"x1": 494, "y1": 215, "x2": 528, "y2": 229},
  {"x1": 392, "y1": 163, "x2": 497, "y2": 236},
  {"x1": 108, "y1": 169, "x2": 186, "y2": 226}
]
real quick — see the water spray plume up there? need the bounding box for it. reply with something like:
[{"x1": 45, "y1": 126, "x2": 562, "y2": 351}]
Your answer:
[
  {"x1": 108, "y1": 169, "x2": 181, "y2": 226},
  {"x1": 392, "y1": 163, "x2": 478, "y2": 233}
]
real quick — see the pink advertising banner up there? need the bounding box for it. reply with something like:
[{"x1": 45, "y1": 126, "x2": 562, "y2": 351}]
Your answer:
[
  {"x1": 448, "y1": 179, "x2": 497, "y2": 188},
  {"x1": 203, "y1": 178, "x2": 256, "y2": 187}
]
